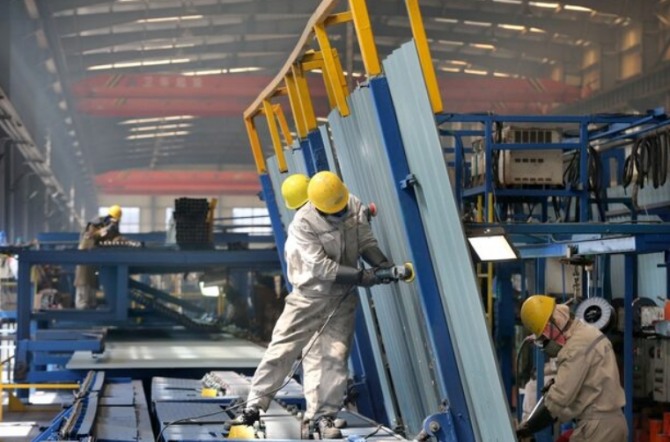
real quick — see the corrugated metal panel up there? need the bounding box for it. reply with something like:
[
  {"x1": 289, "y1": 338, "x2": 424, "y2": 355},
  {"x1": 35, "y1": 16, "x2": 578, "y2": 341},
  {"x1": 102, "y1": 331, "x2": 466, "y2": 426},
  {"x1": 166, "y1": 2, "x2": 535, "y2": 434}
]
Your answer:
[
  {"x1": 328, "y1": 89, "x2": 442, "y2": 434},
  {"x1": 638, "y1": 252, "x2": 666, "y2": 300},
  {"x1": 384, "y1": 42, "x2": 514, "y2": 441}
]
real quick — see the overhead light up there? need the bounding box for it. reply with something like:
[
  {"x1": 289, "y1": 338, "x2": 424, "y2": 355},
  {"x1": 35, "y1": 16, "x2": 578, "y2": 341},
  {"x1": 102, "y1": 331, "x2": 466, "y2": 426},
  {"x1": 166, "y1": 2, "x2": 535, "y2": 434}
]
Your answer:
[
  {"x1": 492, "y1": 0, "x2": 522, "y2": 4},
  {"x1": 564, "y1": 4, "x2": 593, "y2": 12},
  {"x1": 199, "y1": 281, "x2": 220, "y2": 297},
  {"x1": 435, "y1": 18, "x2": 459, "y2": 24},
  {"x1": 316, "y1": 117, "x2": 329, "y2": 122},
  {"x1": 498, "y1": 24, "x2": 526, "y2": 31},
  {"x1": 529, "y1": 2, "x2": 559, "y2": 8},
  {"x1": 440, "y1": 67, "x2": 461, "y2": 73},
  {"x1": 463, "y1": 20, "x2": 492, "y2": 27},
  {"x1": 228, "y1": 67, "x2": 262, "y2": 73},
  {"x1": 136, "y1": 15, "x2": 203, "y2": 24},
  {"x1": 87, "y1": 58, "x2": 191, "y2": 71},
  {"x1": 126, "y1": 131, "x2": 190, "y2": 140},
  {"x1": 447, "y1": 60, "x2": 468, "y2": 65},
  {"x1": 464, "y1": 69, "x2": 488, "y2": 76},
  {"x1": 471, "y1": 43, "x2": 496, "y2": 50},
  {"x1": 529, "y1": 27, "x2": 547, "y2": 33},
  {"x1": 493, "y1": 72, "x2": 511, "y2": 78},
  {"x1": 467, "y1": 227, "x2": 519, "y2": 261},
  {"x1": 438, "y1": 40, "x2": 465, "y2": 46},
  {"x1": 129, "y1": 123, "x2": 192, "y2": 132},
  {"x1": 120, "y1": 115, "x2": 195, "y2": 125}
]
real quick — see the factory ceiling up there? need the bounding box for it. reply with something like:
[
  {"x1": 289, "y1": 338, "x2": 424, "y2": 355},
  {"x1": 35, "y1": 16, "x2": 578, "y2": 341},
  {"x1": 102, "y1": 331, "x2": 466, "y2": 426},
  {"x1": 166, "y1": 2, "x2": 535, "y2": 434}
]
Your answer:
[{"x1": 24, "y1": 0, "x2": 642, "y2": 194}]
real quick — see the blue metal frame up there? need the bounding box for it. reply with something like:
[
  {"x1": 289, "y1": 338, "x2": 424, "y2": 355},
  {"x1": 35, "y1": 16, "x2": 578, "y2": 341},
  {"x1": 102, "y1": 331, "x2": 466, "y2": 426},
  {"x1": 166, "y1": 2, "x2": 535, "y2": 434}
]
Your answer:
[
  {"x1": 259, "y1": 173, "x2": 289, "y2": 290},
  {"x1": 299, "y1": 139, "x2": 316, "y2": 176},
  {"x1": 306, "y1": 130, "x2": 330, "y2": 172},
  {"x1": 13, "y1": 248, "x2": 280, "y2": 381},
  {"x1": 369, "y1": 76, "x2": 475, "y2": 441}
]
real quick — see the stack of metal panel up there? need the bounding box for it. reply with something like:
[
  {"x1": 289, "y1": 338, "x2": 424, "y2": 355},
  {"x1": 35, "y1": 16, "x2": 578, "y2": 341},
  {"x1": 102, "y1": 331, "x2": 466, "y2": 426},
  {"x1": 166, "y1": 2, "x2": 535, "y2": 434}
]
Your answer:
[
  {"x1": 326, "y1": 89, "x2": 442, "y2": 435},
  {"x1": 321, "y1": 41, "x2": 514, "y2": 439},
  {"x1": 383, "y1": 42, "x2": 514, "y2": 440}
]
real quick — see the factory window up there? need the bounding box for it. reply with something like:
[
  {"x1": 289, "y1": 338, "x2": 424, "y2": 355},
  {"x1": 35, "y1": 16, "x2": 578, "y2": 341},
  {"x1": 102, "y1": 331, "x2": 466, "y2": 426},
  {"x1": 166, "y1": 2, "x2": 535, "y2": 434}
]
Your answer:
[
  {"x1": 165, "y1": 208, "x2": 174, "y2": 229},
  {"x1": 98, "y1": 206, "x2": 140, "y2": 233},
  {"x1": 232, "y1": 207, "x2": 271, "y2": 235}
]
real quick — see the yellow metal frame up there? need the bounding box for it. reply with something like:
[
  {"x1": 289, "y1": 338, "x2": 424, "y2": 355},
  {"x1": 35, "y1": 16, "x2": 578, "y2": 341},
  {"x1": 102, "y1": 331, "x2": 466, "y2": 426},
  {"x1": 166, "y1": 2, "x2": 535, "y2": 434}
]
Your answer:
[
  {"x1": 284, "y1": 73, "x2": 307, "y2": 138},
  {"x1": 405, "y1": 0, "x2": 443, "y2": 114},
  {"x1": 244, "y1": 117, "x2": 267, "y2": 174},
  {"x1": 314, "y1": 23, "x2": 350, "y2": 116},
  {"x1": 263, "y1": 99, "x2": 288, "y2": 173},
  {"x1": 348, "y1": 0, "x2": 380, "y2": 76},
  {"x1": 243, "y1": 0, "x2": 444, "y2": 175},
  {"x1": 273, "y1": 104, "x2": 294, "y2": 148}
]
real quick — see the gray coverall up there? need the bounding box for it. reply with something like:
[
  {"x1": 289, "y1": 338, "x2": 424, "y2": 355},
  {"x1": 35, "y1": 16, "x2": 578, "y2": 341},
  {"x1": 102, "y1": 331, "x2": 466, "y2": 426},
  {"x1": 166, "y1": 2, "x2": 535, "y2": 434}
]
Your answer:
[
  {"x1": 545, "y1": 320, "x2": 627, "y2": 442},
  {"x1": 74, "y1": 216, "x2": 120, "y2": 309},
  {"x1": 246, "y1": 195, "x2": 377, "y2": 421}
]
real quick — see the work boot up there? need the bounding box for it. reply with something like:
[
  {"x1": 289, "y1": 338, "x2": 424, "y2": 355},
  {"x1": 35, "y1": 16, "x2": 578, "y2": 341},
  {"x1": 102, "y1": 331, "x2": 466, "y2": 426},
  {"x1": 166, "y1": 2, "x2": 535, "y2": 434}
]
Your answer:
[
  {"x1": 231, "y1": 406, "x2": 260, "y2": 426},
  {"x1": 316, "y1": 416, "x2": 343, "y2": 439}
]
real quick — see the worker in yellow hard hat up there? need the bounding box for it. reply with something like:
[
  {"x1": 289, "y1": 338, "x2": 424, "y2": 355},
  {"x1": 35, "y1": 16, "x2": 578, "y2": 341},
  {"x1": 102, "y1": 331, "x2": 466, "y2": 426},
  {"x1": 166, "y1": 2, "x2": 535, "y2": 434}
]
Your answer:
[
  {"x1": 74, "y1": 205, "x2": 123, "y2": 309},
  {"x1": 281, "y1": 173, "x2": 310, "y2": 210},
  {"x1": 234, "y1": 171, "x2": 398, "y2": 439},
  {"x1": 517, "y1": 295, "x2": 627, "y2": 442}
]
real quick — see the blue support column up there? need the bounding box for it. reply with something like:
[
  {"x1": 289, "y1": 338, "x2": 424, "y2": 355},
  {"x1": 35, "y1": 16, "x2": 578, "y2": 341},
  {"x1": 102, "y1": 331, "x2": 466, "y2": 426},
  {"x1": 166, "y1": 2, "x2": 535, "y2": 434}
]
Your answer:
[
  {"x1": 534, "y1": 257, "x2": 552, "y2": 442},
  {"x1": 495, "y1": 263, "x2": 516, "y2": 403},
  {"x1": 299, "y1": 139, "x2": 316, "y2": 176},
  {"x1": 369, "y1": 77, "x2": 475, "y2": 442},
  {"x1": 579, "y1": 122, "x2": 589, "y2": 222},
  {"x1": 349, "y1": 307, "x2": 389, "y2": 426},
  {"x1": 484, "y1": 120, "x2": 493, "y2": 218},
  {"x1": 454, "y1": 136, "x2": 464, "y2": 211},
  {"x1": 259, "y1": 174, "x2": 289, "y2": 288},
  {"x1": 16, "y1": 259, "x2": 32, "y2": 381},
  {"x1": 306, "y1": 130, "x2": 330, "y2": 172},
  {"x1": 624, "y1": 254, "x2": 635, "y2": 442}
]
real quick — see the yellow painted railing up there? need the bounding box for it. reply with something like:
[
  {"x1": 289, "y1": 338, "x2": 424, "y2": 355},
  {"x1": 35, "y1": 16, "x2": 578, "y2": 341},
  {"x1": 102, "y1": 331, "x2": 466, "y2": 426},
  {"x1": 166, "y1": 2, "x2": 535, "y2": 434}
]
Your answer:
[
  {"x1": 243, "y1": 0, "x2": 442, "y2": 177},
  {"x1": 0, "y1": 356, "x2": 79, "y2": 421}
]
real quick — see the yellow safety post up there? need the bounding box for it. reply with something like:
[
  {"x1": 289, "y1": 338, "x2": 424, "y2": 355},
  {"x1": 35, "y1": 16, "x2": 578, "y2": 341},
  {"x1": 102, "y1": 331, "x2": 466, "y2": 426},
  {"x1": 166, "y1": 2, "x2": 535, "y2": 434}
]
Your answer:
[
  {"x1": 348, "y1": 0, "x2": 381, "y2": 76},
  {"x1": 405, "y1": 0, "x2": 443, "y2": 114},
  {"x1": 291, "y1": 64, "x2": 318, "y2": 133},
  {"x1": 332, "y1": 49, "x2": 349, "y2": 101},
  {"x1": 273, "y1": 104, "x2": 294, "y2": 148},
  {"x1": 244, "y1": 116, "x2": 267, "y2": 174},
  {"x1": 302, "y1": 52, "x2": 337, "y2": 109},
  {"x1": 284, "y1": 73, "x2": 307, "y2": 138},
  {"x1": 263, "y1": 99, "x2": 288, "y2": 173},
  {"x1": 313, "y1": 23, "x2": 350, "y2": 116}
]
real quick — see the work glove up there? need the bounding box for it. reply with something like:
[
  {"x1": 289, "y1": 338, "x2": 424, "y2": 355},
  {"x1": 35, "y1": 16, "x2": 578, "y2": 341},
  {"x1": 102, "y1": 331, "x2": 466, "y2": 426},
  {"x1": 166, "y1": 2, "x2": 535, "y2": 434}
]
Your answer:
[
  {"x1": 373, "y1": 267, "x2": 397, "y2": 284},
  {"x1": 359, "y1": 268, "x2": 381, "y2": 287},
  {"x1": 361, "y1": 246, "x2": 393, "y2": 269},
  {"x1": 515, "y1": 422, "x2": 532, "y2": 439}
]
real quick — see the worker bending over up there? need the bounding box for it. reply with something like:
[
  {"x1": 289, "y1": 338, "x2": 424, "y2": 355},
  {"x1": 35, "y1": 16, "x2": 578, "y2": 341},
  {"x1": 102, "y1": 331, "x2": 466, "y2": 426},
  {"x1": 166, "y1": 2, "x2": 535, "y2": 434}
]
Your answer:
[
  {"x1": 74, "y1": 205, "x2": 122, "y2": 309},
  {"x1": 234, "y1": 171, "x2": 395, "y2": 439},
  {"x1": 518, "y1": 295, "x2": 627, "y2": 441}
]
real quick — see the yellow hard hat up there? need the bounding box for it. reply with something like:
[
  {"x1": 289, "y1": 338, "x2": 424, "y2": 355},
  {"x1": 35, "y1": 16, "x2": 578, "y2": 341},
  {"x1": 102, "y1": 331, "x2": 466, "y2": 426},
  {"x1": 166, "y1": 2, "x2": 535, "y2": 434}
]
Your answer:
[
  {"x1": 520, "y1": 295, "x2": 556, "y2": 337},
  {"x1": 108, "y1": 205, "x2": 122, "y2": 221},
  {"x1": 307, "y1": 171, "x2": 349, "y2": 214},
  {"x1": 281, "y1": 174, "x2": 310, "y2": 210}
]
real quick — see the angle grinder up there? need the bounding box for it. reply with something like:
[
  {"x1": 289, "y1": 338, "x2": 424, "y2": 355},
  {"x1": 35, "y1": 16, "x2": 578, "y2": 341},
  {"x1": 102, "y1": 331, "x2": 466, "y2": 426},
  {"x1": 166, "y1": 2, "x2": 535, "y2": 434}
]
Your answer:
[{"x1": 375, "y1": 262, "x2": 415, "y2": 283}]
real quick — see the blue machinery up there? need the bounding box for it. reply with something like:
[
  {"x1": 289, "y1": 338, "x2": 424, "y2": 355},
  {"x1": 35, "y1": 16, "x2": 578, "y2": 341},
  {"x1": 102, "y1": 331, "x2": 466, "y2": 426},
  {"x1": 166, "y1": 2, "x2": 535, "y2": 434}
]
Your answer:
[
  {"x1": 9, "y1": 237, "x2": 280, "y2": 383},
  {"x1": 241, "y1": 1, "x2": 670, "y2": 442},
  {"x1": 21, "y1": 0, "x2": 670, "y2": 440}
]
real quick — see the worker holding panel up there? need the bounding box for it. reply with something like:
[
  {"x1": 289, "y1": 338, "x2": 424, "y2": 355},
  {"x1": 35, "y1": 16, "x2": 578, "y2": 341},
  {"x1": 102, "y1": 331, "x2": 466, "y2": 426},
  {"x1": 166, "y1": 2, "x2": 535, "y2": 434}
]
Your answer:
[
  {"x1": 518, "y1": 295, "x2": 627, "y2": 442},
  {"x1": 234, "y1": 171, "x2": 400, "y2": 439},
  {"x1": 74, "y1": 204, "x2": 122, "y2": 309}
]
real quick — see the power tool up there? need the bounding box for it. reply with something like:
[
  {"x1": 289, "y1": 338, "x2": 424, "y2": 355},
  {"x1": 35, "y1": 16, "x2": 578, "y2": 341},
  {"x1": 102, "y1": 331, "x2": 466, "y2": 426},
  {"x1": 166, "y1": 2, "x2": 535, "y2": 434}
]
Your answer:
[{"x1": 375, "y1": 262, "x2": 415, "y2": 283}]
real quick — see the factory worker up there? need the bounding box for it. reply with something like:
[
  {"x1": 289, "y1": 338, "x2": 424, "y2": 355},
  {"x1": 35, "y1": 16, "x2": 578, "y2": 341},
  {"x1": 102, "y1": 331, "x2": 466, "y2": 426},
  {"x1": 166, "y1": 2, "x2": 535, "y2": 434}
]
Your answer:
[
  {"x1": 74, "y1": 205, "x2": 122, "y2": 309},
  {"x1": 517, "y1": 295, "x2": 627, "y2": 442},
  {"x1": 281, "y1": 173, "x2": 310, "y2": 210},
  {"x1": 234, "y1": 171, "x2": 395, "y2": 439}
]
